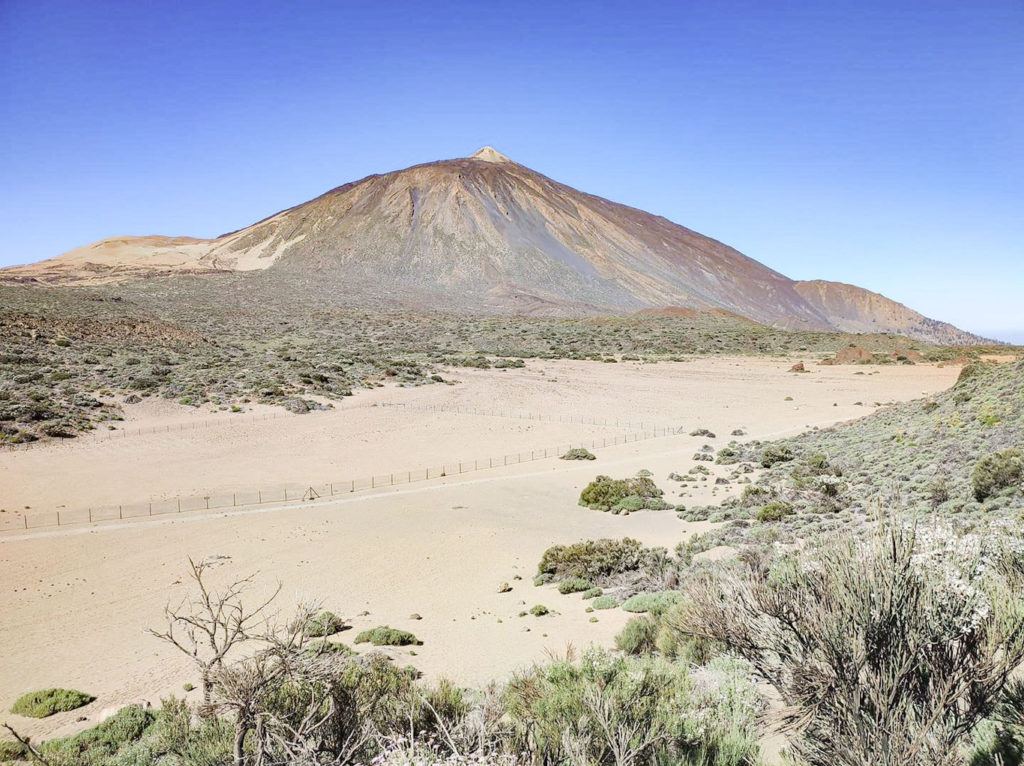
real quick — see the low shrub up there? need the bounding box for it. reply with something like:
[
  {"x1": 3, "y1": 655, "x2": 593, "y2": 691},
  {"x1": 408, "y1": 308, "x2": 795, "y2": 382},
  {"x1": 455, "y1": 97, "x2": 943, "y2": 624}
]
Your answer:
[
  {"x1": 973, "y1": 449, "x2": 1023, "y2": 501},
  {"x1": 353, "y1": 626, "x2": 421, "y2": 646},
  {"x1": 530, "y1": 604, "x2": 550, "y2": 617},
  {"x1": 760, "y1": 444, "x2": 795, "y2": 468},
  {"x1": 582, "y1": 587, "x2": 603, "y2": 599},
  {"x1": 11, "y1": 688, "x2": 94, "y2": 718},
  {"x1": 0, "y1": 740, "x2": 27, "y2": 761},
  {"x1": 537, "y1": 538, "x2": 648, "y2": 583},
  {"x1": 561, "y1": 447, "x2": 596, "y2": 461},
  {"x1": 303, "y1": 610, "x2": 346, "y2": 637},
  {"x1": 757, "y1": 501, "x2": 795, "y2": 522},
  {"x1": 621, "y1": 591, "x2": 685, "y2": 615},
  {"x1": 615, "y1": 616, "x2": 658, "y2": 654},
  {"x1": 557, "y1": 577, "x2": 592, "y2": 594},
  {"x1": 591, "y1": 595, "x2": 618, "y2": 610},
  {"x1": 579, "y1": 475, "x2": 663, "y2": 512}
]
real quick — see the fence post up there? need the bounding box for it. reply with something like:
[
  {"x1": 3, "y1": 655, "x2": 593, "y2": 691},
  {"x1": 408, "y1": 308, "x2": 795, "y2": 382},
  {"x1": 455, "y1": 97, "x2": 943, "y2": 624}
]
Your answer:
[
  {"x1": 351, "y1": 480, "x2": 354, "y2": 492},
  {"x1": 119, "y1": 505, "x2": 123, "y2": 519},
  {"x1": 178, "y1": 497, "x2": 181, "y2": 512},
  {"x1": 149, "y1": 503, "x2": 152, "y2": 516},
  {"x1": 24, "y1": 515, "x2": 27, "y2": 529},
  {"x1": 88, "y1": 508, "x2": 92, "y2": 522},
  {"x1": 57, "y1": 511, "x2": 60, "y2": 526}
]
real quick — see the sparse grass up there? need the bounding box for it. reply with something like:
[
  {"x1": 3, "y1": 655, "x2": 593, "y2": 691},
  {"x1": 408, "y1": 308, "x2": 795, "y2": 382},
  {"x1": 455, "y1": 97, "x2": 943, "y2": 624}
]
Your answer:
[{"x1": 529, "y1": 604, "x2": 550, "y2": 616}]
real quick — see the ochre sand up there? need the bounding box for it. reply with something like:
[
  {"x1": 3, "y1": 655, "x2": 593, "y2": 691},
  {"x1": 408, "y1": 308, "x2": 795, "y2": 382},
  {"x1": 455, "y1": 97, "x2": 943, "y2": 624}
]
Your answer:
[{"x1": 0, "y1": 357, "x2": 958, "y2": 743}]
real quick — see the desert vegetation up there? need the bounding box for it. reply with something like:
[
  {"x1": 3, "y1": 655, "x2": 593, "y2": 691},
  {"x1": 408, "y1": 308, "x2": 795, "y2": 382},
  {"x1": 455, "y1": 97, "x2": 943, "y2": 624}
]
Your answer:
[
  {"x1": 677, "y1": 359, "x2": 1024, "y2": 557},
  {"x1": 3, "y1": 279, "x2": 1010, "y2": 444}
]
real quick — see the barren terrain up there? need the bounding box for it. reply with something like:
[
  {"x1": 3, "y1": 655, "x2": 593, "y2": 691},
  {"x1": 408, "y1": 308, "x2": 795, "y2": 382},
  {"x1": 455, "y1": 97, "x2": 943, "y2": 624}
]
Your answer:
[{"x1": 0, "y1": 356, "x2": 959, "y2": 742}]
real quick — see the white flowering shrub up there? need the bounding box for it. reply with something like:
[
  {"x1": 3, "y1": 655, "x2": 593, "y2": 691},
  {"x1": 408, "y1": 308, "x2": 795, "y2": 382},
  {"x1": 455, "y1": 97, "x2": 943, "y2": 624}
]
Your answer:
[{"x1": 675, "y1": 523, "x2": 1024, "y2": 766}]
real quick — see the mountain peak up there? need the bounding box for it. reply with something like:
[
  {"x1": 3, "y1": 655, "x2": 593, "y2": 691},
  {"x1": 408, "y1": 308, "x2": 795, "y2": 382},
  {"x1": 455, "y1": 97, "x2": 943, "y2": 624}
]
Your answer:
[{"x1": 470, "y1": 146, "x2": 511, "y2": 163}]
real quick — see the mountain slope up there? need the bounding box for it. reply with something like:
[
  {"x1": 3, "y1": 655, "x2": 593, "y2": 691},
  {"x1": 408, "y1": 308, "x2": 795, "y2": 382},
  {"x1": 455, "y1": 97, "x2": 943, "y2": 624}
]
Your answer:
[{"x1": 1, "y1": 147, "x2": 983, "y2": 344}]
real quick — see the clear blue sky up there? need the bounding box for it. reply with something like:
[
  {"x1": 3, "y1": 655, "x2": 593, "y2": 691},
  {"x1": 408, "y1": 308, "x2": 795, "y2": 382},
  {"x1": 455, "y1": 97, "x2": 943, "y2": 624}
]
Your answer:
[{"x1": 2, "y1": 0, "x2": 1021, "y2": 341}]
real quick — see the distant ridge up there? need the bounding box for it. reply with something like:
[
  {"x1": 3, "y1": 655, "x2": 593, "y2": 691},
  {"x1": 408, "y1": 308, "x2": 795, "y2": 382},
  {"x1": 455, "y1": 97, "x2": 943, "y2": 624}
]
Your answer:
[{"x1": 0, "y1": 147, "x2": 985, "y2": 345}]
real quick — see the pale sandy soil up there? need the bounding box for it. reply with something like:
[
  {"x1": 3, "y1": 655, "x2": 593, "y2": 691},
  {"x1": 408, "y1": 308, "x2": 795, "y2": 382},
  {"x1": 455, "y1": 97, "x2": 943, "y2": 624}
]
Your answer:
[{"x1": 0, "y1": 357, "x2": 958, "y2": 744}]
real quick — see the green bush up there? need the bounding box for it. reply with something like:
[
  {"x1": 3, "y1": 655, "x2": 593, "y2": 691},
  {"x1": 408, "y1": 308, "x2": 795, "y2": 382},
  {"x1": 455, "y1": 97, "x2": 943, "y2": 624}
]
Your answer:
[
  {"x1": 579, "y1": 475, "x2": 663, "y2": 512},
  {"x1": 615, "y1": 616, "x2": 659, "y2": 654},
  {"x1": 973, "y1": 449, "x2": 1023, "y2": 501},
  {"x1": 353, "y1": 626, "x2": 421, "y2": 646},
  {"x1": 503, "y1": 648, "x2": 760, "y2": 766},
  {"x1": 0, "y1": 740, "x2": 28, "y2": 761},
  {"x1": 11, "y1": 688, "x2": 94, "y2": 718},
  {"x1": 38, "y1": 705, "x2": 155, "y2": 763},
  {"x1": 621, "y1": 590, "x2": 685, "y2": 615},
  {"x1": 530, "y1": 604, "x2": 550, "y2": 616},
  {"x1": 561, "y1": 447, "x2": 596, "y2": 461},
  {"x1": 591, "y1": 595, "x2": 618, "y2": 609},
  {"x1": 303, "y1": 610, "x2": 346, "y2": 637},
  {"x1": 557, "y1": 577, "x2": 592, "y2": 594},
  {"x1": 757, "y1": 500, "x2": 795, "y2": 522},
  {"x1": 582, "y1": 587, "x2": 603, "y2": 599},
  {"x1": 760, "y1": 444, "x2": 795, "y2": 468},
  {"x1": 537, "y1": 537, "x2": 649, "y2": 584}
]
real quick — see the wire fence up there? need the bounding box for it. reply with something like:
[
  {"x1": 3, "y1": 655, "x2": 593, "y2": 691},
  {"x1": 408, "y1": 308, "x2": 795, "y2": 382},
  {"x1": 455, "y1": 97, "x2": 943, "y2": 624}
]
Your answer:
[
  {"x1": 0, "y1": 409, "x2": 309, "y2": 452},
  {"x1": 379, "y1": 402, "x2": 666, "y2": 431},
  {"x1": 1, "y1": 424, "x2": 687, "y2": 533},
  {"x1": 0, "y1": 401, "x2": 652, "y2": 453}
]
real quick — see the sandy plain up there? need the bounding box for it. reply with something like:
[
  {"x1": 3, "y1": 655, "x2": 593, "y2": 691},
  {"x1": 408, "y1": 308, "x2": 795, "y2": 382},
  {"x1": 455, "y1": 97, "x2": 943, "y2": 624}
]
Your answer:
[{"x1": 0, "y1": 356, "x2": 959, "y2": 743}]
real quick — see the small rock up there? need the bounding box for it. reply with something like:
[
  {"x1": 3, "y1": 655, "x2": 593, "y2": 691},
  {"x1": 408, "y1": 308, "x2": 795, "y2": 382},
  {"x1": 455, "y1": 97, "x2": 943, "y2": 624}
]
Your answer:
[
  {"x1": 789, "y1": 362, "x2": 805, "y2": 372},
  {"x1": 497, "y1": 582, "x2": 512, "y2": 593},
  {"x1": 409, "y1": 613, "x2": 422, "y2": 620}
]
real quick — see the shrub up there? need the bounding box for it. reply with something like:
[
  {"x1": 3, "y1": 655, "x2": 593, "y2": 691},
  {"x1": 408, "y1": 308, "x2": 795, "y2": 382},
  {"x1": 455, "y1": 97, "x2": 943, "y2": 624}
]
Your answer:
[
  {"x1": 11, "y1": 688, "x2": 94, "y2": 718},
  {"x1": 760, "y1": 444, "x2": 795, "y2": 467},
  {"x1": 503, "y1": 648, "x2": 759, "y2": 766},
  {"x1": 615, "y1": 616, "x2": 658, "y2": 654},
  {"x1": 38, "y1": 705, "x2": 155, "y2": 763},
  {"x1": 582, "y1": 587, "x2": 603, "y2": 599},
  {"x1": 579, "y1": 475, "x2": 663, "y2": 512},
  {"x1": 529, "y1": 604, "x2": 550, "y2": 616},
  {"x1": 353, "y1": 626, "x2": 421, "y2": 646},
  {"x1": 537, "y1": 538, "x2": 648, "y2": 583},
  {"x1": 621, "y1": 591, "x2": 685, "y2": 615},
  {"x1": 557, "y1": 577, "x2": 592, "y2": 594},
  {"x1": 973, "y1": 449, "x2": 1023, "y2": 501},
  {"x1": 561, "y1": 447, "x2": 596, "y2": 461},
  {"x1": 591, "y1": 595, "x2": 618, "y2": 609},
  {"x1": 757, "y1": 500, "x2": 795, "y2": 522},
  {"x1": 303, "y1": 610, "x2": 346, "y2": 637},
  {"x1": 0, "y1": 740, "x2": 27, "y2": 761},
  {"x1": 676, "y1": 523, "x2": 1024, "y2": 766}
]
